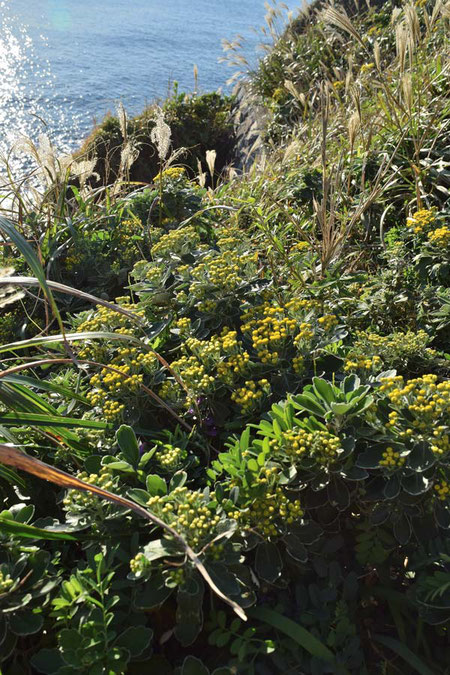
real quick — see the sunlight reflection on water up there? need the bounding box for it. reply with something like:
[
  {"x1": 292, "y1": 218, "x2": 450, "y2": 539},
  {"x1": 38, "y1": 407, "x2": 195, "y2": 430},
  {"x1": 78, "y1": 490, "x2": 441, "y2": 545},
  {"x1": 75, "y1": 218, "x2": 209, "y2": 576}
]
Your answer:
[
  {"x1": 0, "y1": 0, "x2": 298, "y2": 183},
  {"x1": 0, "y1": 0, "x2": 81, "y2": 178}
]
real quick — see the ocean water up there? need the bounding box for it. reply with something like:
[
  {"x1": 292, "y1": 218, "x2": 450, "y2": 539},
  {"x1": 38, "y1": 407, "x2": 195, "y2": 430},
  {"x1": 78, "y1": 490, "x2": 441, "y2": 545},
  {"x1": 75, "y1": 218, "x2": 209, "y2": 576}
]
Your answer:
[{"x1": 0, "y1": 0, "x2": 299, "y2": 174}]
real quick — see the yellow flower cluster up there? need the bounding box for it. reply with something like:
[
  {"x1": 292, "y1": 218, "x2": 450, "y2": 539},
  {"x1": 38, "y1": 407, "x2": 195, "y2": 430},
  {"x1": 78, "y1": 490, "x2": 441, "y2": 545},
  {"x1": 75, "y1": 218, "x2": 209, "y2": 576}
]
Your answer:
[
  {"x1": 89, "y1": 366, "x2": 142, "y2": 396},
  {"x1": 274, "y1": 428, "x2": 342, "y2": 465},
  {"x1": 151, "y1": 225, "x2": 200, "y2": 258},
  {"x1": 64, "y1": 249, "x2": 83, "y2": 270},
  {"x1": 155, "y1": 444, "x2": 186, "y2": 471},
  {"x1": 240, "y1": 300, "x2": 320, "y2": 368},
  {"x1": 345, "y1": 329, "x2": 434, "y2": 372},
  {"x1": 332, "y1": 80, "x2": 345, "y2": 90},
  {"x1": 345, "y1": 355, "x2": 382, "y2": 372},
  {"x1": 434, "y1": 480, "x2": 449, "y2": 501},
  {"x1": 144, "y1": 265, "x2": 165, "y2": 284},
  {"x1": 379, "y1": 446, "x2": 406, "y2": 468},
  {"x1": 380, "y1": 374, "x2": 449, "y2": 455},
  {"x1": 242, "y1": 305, "x2": 298, "y2": 362},
  {"x1": 111, "y1": 346, "x2": 157, "y2": 371},
  {"x1": 360, "y1": 62, "x2": 375, "y2": 74},
  {"x1": 147, "y1": 486, "x2": 220, "y2": 548},
  {"x1": 158, "y1": 379, "x2": 179, "y2": 403},
  {"x1": 217, "y1": 352, "x2": 250, "y2": 384},
  {"x1": 220, "y1": 328, "x2": 238, "y2": 352},
  {"x1": 102, "y1": 400, "x2": 125, "y2": 420},
  {"x1": 284, "y1": 298, "x2": 320, "y2": 312},
  {"x1": 291, "y1": 241, "x2": 310, "y2": 253},
  {"x1": 115, "y1": 218, "x2": 143, "y2": 255},
  {"x1": 318, "y1": 314, "x2": 338, "y2": 331},
  {"x1": 217, "y1": 235, "x2": 241, "y2": 250},
  {"x1": 191, "y1": 251, "x2": 241, "y2": 293},
  {"x1": 231, "y1": 379, "x2": 271, "y2": 413},
  {"x1": 174, "y1": 317, "x2": 191, "y2": 335},
  {"x1": 169, "y1": 355, "x2": 215, "y2": 393},
  {"x1": 63, "y1": 468, "x2": 115, "y2": 511},
  {"x1": 293, "y1": 355, "x2": 304, "y2": 373},
  {"x1": 428, "y1": 226, "x2": 450, "y2": 247},
  {"x1": 293, "y1": 322, "x2": 314, "y2": 345},
  {"x1": 129, "y1": 552, "x2": 149, "y2": 576},
  {"x1": 242, "y1": 485, "x2": 304, "y2": 537},
  {"x1": 406, "y1": 208, "x2": 436, "y2": 234},
  {"x1": 0, "y1": 570, "x2": 13, "y2": 593},
  {"x1": 76, "y1": 301, "x2": 144, "y2": 334},
  {"x1": 153, "y1": 166, "x2": 185, "y2": 182},
  {"x1": 197, "y1": 299, "x2": 218, "y2": 313}
]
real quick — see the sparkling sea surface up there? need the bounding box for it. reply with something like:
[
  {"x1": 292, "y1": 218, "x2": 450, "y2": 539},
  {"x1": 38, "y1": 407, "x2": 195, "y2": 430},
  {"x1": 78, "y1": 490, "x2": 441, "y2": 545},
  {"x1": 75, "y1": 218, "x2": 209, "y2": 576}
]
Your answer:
[{"x1": 0, "y1": 0, "x2": 299, "y2": 174}]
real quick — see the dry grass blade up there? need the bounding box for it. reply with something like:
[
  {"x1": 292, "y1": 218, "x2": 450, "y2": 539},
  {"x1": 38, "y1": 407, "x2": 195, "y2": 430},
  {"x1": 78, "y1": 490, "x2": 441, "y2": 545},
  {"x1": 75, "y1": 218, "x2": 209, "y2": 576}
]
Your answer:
[
  {"x1": 0, "y1": 444, "x2": 247, "y2": 621},
  {"x1": 0, "y1": 276, "x2": 144, "y2": 324},
  {"x1": 0, "y1": 267, "x2": 25, "y2": 308}
]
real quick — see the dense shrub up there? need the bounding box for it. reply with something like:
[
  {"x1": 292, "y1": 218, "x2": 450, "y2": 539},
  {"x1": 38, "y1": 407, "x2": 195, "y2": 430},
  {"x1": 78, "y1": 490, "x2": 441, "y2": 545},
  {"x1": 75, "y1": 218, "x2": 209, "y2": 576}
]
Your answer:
[
  {"x1": 0, "y1": 1, "x2": 449, "y2": 673},
  {"x1": 75, "y1": 91, "x2": 236, "y2": 186}
]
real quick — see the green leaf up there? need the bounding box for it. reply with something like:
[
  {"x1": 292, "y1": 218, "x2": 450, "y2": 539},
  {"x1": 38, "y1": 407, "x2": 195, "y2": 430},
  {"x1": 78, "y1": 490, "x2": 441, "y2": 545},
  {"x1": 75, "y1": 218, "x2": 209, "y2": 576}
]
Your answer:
[
  {"x1": 402, "y1": 473, "x2": 430, "y2": 496},
  {"x1": 115, "y1": 626, "x2": 153, "y2": 657},
  {"x1": 384, "y1": 475, "x2": 400, "y2": 500},
  {"x1": 255, "y1": 542, "x2": 283, "y2": 583},
  {"x1": 134, "y1": 573, "x2": 174, "y2": 610},
  {"x1": 292, "y1": 394, "x2": 327, "y2": 417},
  {"x1": 146, "y1": 474, "x2": 167, "y2": 496},
  {"x1": 407, "y1": 442, "x2": 435, "y2": 472},
  {"x1": 356, "y1": 447, "x2": 383, "y2": 469},
  {"x1": 142, "y1": 538, "x2": 182, "y2": 562},
  {"x1": 58, "y1": 629, "x2": 82, "y2": 651},
  {"x1": 170, "y1": 471, "x2": 187, "y2": 490},
  {"x1": 393, "y1": 514, "x2": 411, "y2": 545},
  {"x1": 343, "y1": 374, "x2": 360, "y2": 393},
  {"x1": 372, "y1": 634, "x2": 436, "y2": 675},
  {"x1": 31, "y1": 649, "x2": 66, "y2": 674},
  {"x1": 116, "y1": 425, "x2": 140, "y2": 467},
  {"x1": 175, "y1": 577, "x2": 205, "y2": 647},
  {"x1": 312, "y1": 378, "x2": 335, "y2": 404},
  {"x1": 10, "y1": 612, "x2": 44, "y2": 636},
  {"x1": 329, "y1": 402, "x2": 352, "y2": 416},
  {"x1": 283, "y1": 533, "x2": 308, "y2": 562},
  {"x1": 0, "y1": 516, "x2": 77, "y2": 541},
  {"x1": 248, "y1": 607, "x2": 339, "y2": 665},
  {"x1": 181, "y1": 656, "x2": 210, "y2": 675},
  {"x1": 127, "y1": 488, "x2": 151, "y2": 506},
  {"x1": 0, "y1": 463, "x2": 26, "y2": 489}
]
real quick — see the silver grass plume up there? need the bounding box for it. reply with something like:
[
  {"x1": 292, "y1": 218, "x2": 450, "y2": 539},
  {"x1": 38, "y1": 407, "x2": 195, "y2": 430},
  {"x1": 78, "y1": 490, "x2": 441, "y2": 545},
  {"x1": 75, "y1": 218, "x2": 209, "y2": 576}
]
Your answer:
[
  {"x1": 151, "y1": 107, "x2": 171, "y2": 162},
  {"x1": 197, "y1": 159, "x2": 207, "y2": 188},
  {"x1": 322, "y1": 7, "x2": 366, "y2": 49},
  {"x1": 205, "y1": 150, "x2": 217, "y2": 180}
]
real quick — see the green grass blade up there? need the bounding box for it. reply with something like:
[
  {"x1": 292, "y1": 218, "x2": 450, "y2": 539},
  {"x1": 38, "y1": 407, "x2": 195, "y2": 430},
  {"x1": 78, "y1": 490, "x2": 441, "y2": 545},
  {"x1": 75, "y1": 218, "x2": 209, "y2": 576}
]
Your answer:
[
  {"x1": 0, "y1": 216, "x2": 64, "y2": 333},
  {"x1": 0, "y1": 374, "x2": 88, "y2": 404},
  {"x1": 248, "y1": 607, "x2": 337, "y2": 664},
  {"x1": 0, "y1": 412, "x2": 111, "y2": 430},
  {"x1": 0, "y1": 516, "x2": 77, "y2": 541},
  {"x1": 372, "y1": 634, "x2": 437, "y2": 675},
  {"x1": 0, "y1": 464, "x2": 26, "y2": 489},
  {"x1": 0, "y1": 331, "x2": 150, "y2": 354}
]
